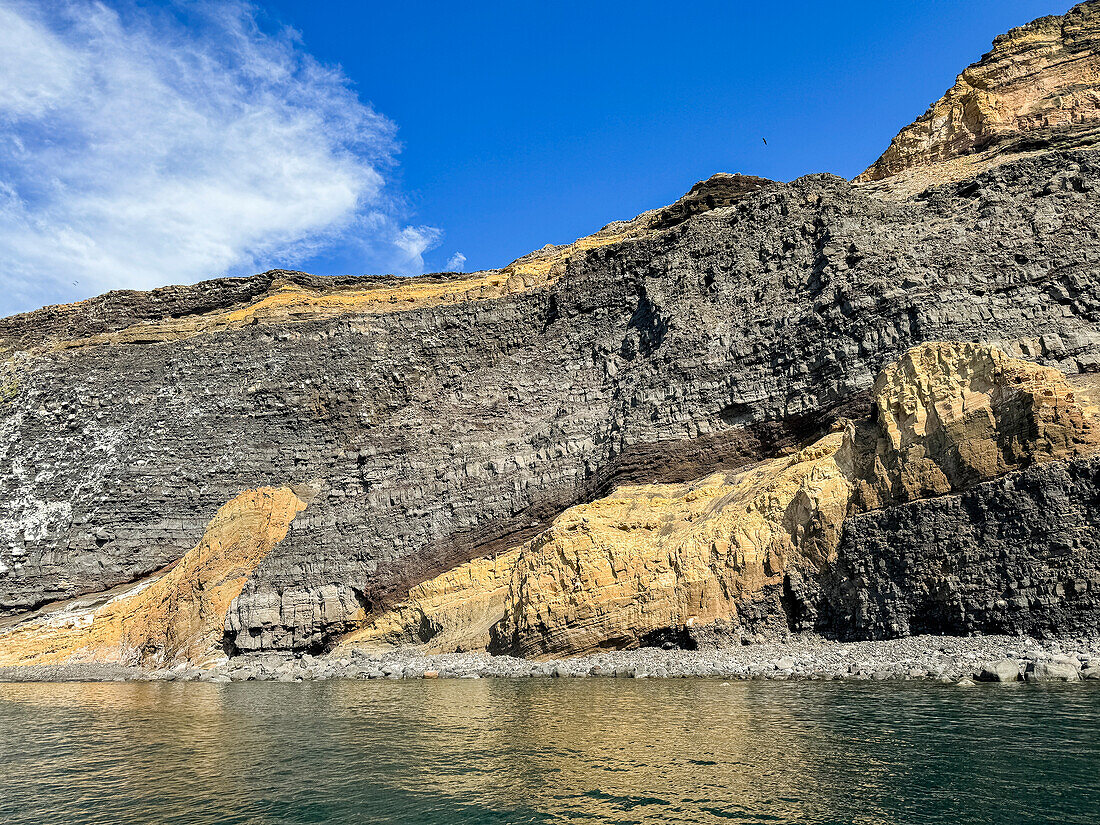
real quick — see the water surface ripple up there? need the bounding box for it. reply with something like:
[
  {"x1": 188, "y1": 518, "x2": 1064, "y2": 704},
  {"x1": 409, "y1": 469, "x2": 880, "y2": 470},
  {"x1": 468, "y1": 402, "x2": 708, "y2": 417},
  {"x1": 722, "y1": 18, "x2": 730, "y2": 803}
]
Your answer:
[{"x1": 1, "y1": 680, "x2": 1097, "y2": 824}]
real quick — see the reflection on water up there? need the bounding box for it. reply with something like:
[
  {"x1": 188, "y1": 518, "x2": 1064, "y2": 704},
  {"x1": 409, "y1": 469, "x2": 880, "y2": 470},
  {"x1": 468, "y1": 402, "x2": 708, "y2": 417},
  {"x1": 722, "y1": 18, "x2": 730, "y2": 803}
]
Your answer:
[{"x1": 1, "y1": 679, "x2": 1098, "y2": 825}]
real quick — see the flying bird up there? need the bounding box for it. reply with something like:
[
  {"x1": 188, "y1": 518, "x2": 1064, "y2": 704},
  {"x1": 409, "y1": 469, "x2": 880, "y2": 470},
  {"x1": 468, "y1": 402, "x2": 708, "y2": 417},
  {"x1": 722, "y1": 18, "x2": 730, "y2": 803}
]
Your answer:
[{"x1": 762, "y1": 138, "x2": 768, "y2": 146}]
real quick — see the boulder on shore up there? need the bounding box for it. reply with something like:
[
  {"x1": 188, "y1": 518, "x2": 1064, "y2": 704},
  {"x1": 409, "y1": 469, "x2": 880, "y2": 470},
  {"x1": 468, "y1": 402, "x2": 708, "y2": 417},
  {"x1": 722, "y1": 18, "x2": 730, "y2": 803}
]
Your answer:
[
  {"x1": 1024, "y1": 658, "x2": 1081, "y2": 682},
  {"x1": 977, "y1": 659, "x2": 1021, "y2": 683}
]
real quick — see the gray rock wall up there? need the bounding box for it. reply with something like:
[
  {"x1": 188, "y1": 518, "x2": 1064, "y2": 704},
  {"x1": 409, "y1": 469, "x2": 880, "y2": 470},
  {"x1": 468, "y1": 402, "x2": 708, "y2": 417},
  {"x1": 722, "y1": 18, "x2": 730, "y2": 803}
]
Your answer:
[
  {"x1": 797, "y1": 456, "x2": 1100, "y2": 640},
  {"x1": 3, "y1": 149, "x2": 1100, "y2": 650}
]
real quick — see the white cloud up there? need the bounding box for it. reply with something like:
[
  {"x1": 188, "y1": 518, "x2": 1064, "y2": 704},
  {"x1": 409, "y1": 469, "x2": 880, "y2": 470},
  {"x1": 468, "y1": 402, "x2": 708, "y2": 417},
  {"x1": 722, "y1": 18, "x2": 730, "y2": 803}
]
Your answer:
[
  {"x1": 392, "y1": 225, "x2": 443, "y2": 275},
  {"x1": 0, "y1": 4, "x2": 79, "y2": 118},
  {"x1": 445, "y1": 252, "x2": 467, "y2": 272},
  {"x1": 0, "y1": 0, "x2": 440, "y2": 316}
]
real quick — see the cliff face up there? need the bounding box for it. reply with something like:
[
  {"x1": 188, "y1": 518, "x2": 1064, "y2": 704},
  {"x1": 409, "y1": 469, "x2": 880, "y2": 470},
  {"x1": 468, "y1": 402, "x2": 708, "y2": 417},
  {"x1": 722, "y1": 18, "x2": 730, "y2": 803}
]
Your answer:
[
  {"x1": 0, "y1": 488, "x2": 305, "y2": 667},
  {"x1": 3, "y1": 4, "x2": 1100, "y2": 666},
  {"x1": 858, "y1": 2, "x2": 1100, "y2": 189},
  {"x1": 337, "y1": 343, "x2": 1100, "y2": 658}
]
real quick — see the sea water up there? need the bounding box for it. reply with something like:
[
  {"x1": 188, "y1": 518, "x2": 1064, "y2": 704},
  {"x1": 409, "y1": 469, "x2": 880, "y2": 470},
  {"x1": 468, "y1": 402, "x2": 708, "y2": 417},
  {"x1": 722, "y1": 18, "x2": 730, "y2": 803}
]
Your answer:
[{"x1": 1, "y1": 679, "x2": 1097, "y2": 824}]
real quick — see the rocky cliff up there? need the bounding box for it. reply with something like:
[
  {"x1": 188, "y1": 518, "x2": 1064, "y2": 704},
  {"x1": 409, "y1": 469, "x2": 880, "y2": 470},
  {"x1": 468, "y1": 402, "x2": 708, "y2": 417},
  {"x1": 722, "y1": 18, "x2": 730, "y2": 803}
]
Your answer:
[
  {"x1": 858, "y1": 2, "x2": 1100, "y2": 195},
  {"x1": 337, "y1": 342, "x2": 1100, "y2": 658},
  {"x1": 0, "y1": 488, "x2": 305, "y2": 667},
  {"x1": 3, "y1": 3, "x2": 1100, "y2": 667}
]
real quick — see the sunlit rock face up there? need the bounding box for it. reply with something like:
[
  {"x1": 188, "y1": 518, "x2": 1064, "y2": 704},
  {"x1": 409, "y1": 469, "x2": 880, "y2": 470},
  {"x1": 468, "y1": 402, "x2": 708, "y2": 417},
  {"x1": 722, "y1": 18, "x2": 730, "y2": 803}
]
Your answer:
[
  {"x1": 4, "y1": 6, "x2": 1100, "y2": 664},
  {"x1": 852, "y1": 341, "x2": 1100, "y2": 507},
  {"x1": 347, "y1": 428, "x2": 852, "y2": 657},
  {"x1": 490, "y1": 432, "x2": 854, "y2": 658},
  {"x1": 5, "y1": 146, "x2": 1100, "y2": 657},
  {"x1": 337, "y1": 344, "x2": 1100, "y2": 658},
  {"x1": 0, "y1": 488, "x2": 305, "y2": 667},
  {"x1": 858, "y1": 2, "x2": 1100, "y2": 187}
]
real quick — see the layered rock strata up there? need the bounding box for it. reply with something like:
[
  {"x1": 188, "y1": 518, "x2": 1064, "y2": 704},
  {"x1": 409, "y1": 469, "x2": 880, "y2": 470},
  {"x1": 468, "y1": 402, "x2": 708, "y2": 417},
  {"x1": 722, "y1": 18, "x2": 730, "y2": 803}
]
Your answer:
[
  {"x1": 346, "y1": 428, "x2": 851, "y2": 657},
  {"x1": 808, "y1": 456, "x2": 1100, "y2": 640},
  {"x1": 0, "y1": 488, "x2": 305, "y2": 667},
  {"x1": 342, "y1": 343, "x2": 1100, "y2": 657},
  {"x1": 2, "y1": 5, "x2": 1100, "y2": 664},
  {"x1": 858, "y1": 2, "x2": 1100, "y2": 188},
  {"x1": 5, "y1": 144, "x2": 1100, "y2": 656}
]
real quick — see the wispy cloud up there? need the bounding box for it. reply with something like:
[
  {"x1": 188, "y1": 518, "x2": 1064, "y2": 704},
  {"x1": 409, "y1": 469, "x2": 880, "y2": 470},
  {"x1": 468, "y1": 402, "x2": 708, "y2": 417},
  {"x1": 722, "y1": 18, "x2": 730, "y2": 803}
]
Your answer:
[
  {"x1": 445, "y1": 252, "x2": 467, "y2": 272},
  {"x1": 0, "y1": 0, "x2": 440, "y2": 316},
  {"x1": 393, "y1": 225, "x2": 443, "y2": 274}
]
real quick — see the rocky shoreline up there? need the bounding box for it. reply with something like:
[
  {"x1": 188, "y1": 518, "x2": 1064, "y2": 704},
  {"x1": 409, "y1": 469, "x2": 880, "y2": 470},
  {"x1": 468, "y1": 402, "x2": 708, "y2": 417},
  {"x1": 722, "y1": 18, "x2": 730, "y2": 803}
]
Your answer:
[{"x1": 4, "y1": 634, "x2": 1100, "y2": 684}]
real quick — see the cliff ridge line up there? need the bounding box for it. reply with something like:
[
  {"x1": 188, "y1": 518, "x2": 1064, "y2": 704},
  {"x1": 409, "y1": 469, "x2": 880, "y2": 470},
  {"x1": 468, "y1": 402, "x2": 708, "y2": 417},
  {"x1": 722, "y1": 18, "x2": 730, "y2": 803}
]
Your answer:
[{"x1": 857, "y1": 1, "x2": 1100, "y2": 192}]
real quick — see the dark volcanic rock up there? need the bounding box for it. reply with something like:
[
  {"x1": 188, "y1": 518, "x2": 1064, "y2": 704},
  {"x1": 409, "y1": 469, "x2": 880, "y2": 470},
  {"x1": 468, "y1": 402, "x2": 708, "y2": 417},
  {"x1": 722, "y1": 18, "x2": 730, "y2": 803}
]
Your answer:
[{"x1": 798, "y1": 456, "x2": 1100, "y2": 640}]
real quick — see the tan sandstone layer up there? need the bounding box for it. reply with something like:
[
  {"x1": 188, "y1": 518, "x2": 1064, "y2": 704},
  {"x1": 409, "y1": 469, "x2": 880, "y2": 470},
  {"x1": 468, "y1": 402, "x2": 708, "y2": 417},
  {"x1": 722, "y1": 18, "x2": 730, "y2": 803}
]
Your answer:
[
  {"x1": 857, "y1": 1, "x2": 1100, "y2": 192},
  {"x1": 5, "y1": 174, "x2": 769, "y2": 356},
  {"x1": 852, "y1": 341, "x2": 1100, "y2": 507},
  {"x1": 0, "y1": 488, "x2": 305, "y2": 668}
]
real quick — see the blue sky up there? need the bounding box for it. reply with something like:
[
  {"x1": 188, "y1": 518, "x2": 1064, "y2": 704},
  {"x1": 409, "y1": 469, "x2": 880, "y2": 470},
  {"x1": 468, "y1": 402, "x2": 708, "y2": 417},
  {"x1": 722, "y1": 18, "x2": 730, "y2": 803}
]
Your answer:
[{"x1": 0, "y1": 0, "x2": 1073, "y2": 315}]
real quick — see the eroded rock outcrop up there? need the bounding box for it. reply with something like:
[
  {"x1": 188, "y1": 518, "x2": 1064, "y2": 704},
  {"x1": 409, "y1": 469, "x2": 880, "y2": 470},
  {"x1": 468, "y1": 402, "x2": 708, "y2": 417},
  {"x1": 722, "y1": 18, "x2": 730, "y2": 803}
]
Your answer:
[
  {"x1": 858, "y1": 1, "x2": 1100, "y2": 187},
  {"x1": 338, "y1": 344, "x2": 1100, "y2": 657},
  {"x1": 491, "y1": 430, "x2": 853, "y2": 657},
  {"x1": 341, "y1": 551, "x2": 520, "y2": 654},
  {"x1": 852, "y1": 341, "x2": 1100, "y2": 506},
  {"x1": 0, "y1": 487, "x2": 305, "y2": 667},
  {"x1": 810, "y1": 455, "x2": 1100, "y2": 640},
  {"x1": 349, "y1": 428, "x2": 851, "y2": 656}
]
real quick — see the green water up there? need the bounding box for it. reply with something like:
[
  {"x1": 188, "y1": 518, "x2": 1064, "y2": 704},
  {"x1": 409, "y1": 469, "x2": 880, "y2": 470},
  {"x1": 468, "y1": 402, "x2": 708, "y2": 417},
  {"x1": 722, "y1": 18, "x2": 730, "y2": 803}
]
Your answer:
[{"x1": 1, "y1": 680, "x2": 1098, "y2": 824}]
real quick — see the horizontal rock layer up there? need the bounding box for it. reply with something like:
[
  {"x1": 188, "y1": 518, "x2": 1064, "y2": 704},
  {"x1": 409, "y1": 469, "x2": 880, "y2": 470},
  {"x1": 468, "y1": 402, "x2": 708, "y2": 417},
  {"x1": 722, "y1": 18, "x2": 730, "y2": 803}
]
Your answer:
[{"x1": 3, "y1": 6, "x2": 1100, "y2": 662}]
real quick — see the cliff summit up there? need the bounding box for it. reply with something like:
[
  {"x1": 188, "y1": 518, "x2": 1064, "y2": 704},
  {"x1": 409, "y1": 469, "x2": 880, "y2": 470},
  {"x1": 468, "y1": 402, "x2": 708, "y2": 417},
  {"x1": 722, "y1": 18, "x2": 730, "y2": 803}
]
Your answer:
[{"x1": 858, "y1": 1, "x2": 1100, "y2": 193}]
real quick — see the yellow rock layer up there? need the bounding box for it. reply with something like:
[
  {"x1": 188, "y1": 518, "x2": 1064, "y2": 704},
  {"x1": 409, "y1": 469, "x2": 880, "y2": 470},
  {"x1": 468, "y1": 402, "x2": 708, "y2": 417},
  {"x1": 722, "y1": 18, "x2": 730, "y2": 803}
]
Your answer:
[
  {"x1": 500, "y1": 230, "x2": 635, "y2": 282},
  {"x1": 44, "y1": 223, "x2": 675, "y2": 353},
  {"x1": 341, "y1": 550, "x2": 520, "y2": 654},
  {"x1": 31, "y1": 232, "x2": 635, "y2": 353},
  {"x1": 495, "y1": 429, "x2": 854, "y2": 657},
  {"x1": 28, "y1": 176, "x2": 767, "y2": 354},
  {"x1": 857, "y1": 2, "x2": 1100, "y2": 186},
  {"x1": 346, "y1": 342, "x2": 1100, "y2": 658},
  {"x1": 857, "y1": 341, "x2": 1100, "y2": 505},
  {"x1": 345, "y1": 431, "x2": 852, "y2": 657},
  {"x1": 51, "y1": 274, "x2": 522, "y2": 351},
  {"x1": 0, "y1": 487, "x2": 305, "y2": 668}
]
